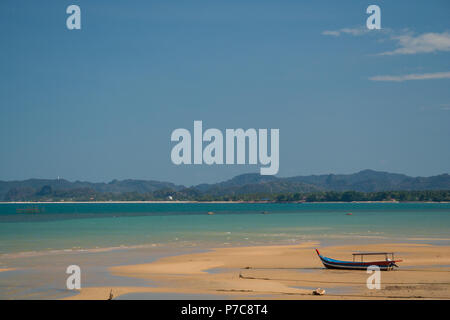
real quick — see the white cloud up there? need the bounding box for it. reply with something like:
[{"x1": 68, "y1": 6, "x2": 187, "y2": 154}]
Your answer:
[
  {"x1": 321, "y1": 27, "x2": 370, "y2": 37},
  {"x1": 380, "y1": 31, "x2": 450, "y2": 55},
  {"x1": 322, "y1": 27, "x2": 450, "y2": 56},
  {"x1": 421, "y1": 104, "x2": 450, "y2": 111},
  {"x1": 369, "y1": 71, "x2": 450, "y2": 82},
  {"x1": 322, "y1": 30, "x2": 340, "y2": 36}
]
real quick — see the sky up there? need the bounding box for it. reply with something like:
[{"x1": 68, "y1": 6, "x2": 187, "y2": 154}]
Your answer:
[{"x1": 1, "y1": 0, "x2": 449, "y2": 186}]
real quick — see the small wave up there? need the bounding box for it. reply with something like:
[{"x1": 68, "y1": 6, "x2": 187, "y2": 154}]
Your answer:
[{"x1": 0, "y1": 243, "x2": 163, "y2": 259}]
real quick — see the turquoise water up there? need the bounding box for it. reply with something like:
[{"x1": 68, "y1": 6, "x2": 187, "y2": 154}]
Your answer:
[{"x1": 0, "y1": 203, "x2": 449, "y2": 255}]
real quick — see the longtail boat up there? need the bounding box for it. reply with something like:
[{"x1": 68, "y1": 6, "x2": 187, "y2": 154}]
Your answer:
[{"x1": 315, "y1": 249, "x2": 401, "y2": 271}]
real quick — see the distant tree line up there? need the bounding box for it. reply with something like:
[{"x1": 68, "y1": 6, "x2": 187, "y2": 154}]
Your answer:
[{"x1": 3, "y1": 185, "x2": 450, "y2": 202}]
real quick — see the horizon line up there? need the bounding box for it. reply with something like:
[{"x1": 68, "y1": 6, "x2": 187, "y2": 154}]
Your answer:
[{"x1": 1, "y1": 169, "x2": 449, "y2": 187}]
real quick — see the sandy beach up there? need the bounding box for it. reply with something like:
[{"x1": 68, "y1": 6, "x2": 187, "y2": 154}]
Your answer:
[
  {"x1": 2, "y1": 202, "x2": 449, "y2": 300},
  {"x1": 64, "y1": 242, "x2": 450, "y2": 300}
]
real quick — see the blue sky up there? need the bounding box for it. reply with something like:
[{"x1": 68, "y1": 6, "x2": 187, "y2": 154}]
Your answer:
[{"x1": 1, "y1": 1, "x2": 449, "y2": 185}]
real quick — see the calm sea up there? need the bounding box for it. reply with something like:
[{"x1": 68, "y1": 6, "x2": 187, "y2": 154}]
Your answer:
[{"x1": 1, "y1": 203, "x2": 449, "y2": 256}]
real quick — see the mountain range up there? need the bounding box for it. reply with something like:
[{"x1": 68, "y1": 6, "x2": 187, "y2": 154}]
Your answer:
[{"x1": 1, "y1": 170, "x2": 449, "y2": 201}]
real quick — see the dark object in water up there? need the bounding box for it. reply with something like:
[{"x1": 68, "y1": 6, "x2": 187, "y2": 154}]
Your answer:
[{"x1": 16, "y1": 207, "x2": 43, "y2": 214}]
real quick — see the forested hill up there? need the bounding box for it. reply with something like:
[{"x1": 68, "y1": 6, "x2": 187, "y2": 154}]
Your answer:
[
  {"x1": 0, "y1": 179, "x2": 184, "y2": 201},
  {"x1": 195, "y1": 170, "x2": 450, "y2": 195},
  {"x1": 1, "y1": 169, "x2": 449, "y2": 201}
]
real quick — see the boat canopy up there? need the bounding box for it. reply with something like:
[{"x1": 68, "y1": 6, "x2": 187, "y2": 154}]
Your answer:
[
  {"x1": 352, "y1": 252, "x2": 395, "y2": 255},
  {"x1": 352, "y1": 252, "x2": 396, "y2": 262}
]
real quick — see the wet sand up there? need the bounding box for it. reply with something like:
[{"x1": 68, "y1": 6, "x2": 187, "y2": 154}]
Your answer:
[{"x1": 65, "y1": 242, "x2": 450, "y2": 300}]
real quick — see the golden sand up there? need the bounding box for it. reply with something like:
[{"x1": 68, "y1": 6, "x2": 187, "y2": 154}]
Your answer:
[{"x1": 65, "y1": 242, "x2": 450, "y2": 300}]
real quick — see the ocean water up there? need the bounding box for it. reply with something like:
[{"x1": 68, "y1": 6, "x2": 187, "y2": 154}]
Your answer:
[
  {"x1": 0, "y1": 202, "x2": 449, "y2": 299},
  {"x1": 1, "y1": 203, "x2": 449, "y2": 256}
]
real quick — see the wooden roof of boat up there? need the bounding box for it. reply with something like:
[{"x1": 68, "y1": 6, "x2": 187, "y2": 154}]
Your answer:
[{"x1": 352, "y1": 252, "x2": 395, "y2": 256}]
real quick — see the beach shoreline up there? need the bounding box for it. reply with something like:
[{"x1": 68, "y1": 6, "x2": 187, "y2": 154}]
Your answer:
[
  {"x1": 1, "y1": 202, "x2": 449, "y2": 299},
  {"x1": 63, "y1": 242, "x2": 450, "y2": 300}
]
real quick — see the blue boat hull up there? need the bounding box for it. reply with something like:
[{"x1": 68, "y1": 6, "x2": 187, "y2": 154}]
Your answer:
[{"x1": 315, "y1": 249, "x2": 398, "y2": 271}]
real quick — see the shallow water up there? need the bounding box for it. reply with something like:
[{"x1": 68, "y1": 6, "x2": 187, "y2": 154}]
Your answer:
[
  {"x1": 0, "y1": 203, "x2": 449, "y2": 299},
  {"x1": 1, "y1": 203, "x2": 449, "y2": 256}
]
